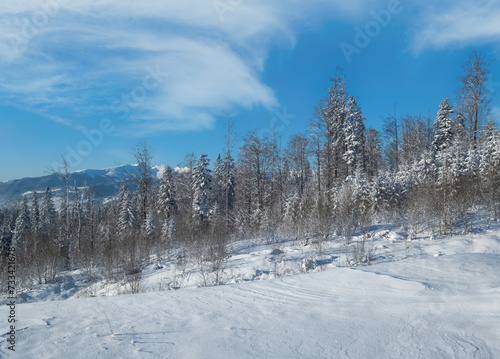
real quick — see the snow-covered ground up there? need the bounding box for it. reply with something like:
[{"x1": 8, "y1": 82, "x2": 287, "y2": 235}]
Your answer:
[{"x1": 2, "y1": 221, "x2": 500, "y2": 358}]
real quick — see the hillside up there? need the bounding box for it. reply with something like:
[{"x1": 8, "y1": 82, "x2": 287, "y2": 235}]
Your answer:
[
  {"x1": 0, "y1": 165, "x2": 164, "y2": 206},
  {"x1": 1, "y1": 223, "x2": 499, "y2": 358}
]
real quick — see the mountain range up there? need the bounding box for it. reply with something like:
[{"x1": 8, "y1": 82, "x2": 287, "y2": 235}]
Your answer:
[{"x1": 0, "y1": 165, "x2": 165, "y2": 207}]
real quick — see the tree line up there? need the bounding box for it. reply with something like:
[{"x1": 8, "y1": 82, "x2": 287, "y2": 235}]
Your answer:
[{"x1": 1, "y1": 51, "x2": 499, "y2": 289}]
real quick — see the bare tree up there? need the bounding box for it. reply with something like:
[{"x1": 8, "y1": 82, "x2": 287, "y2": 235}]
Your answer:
[
  {"x1": 238, "y1": 131, "x2": 272, "y2": 234},
  {"x1": 222, "y1": 118, "x2": 237, "y2": 230},
  {"x1": 383, "y1": 106, "x2": 400, "y2": 172},
  {"x1": 131, "y1": 140, "x2": 154, "y2": 224},
  {"x1": 365, "y1": 128, "x2": 382, "y2": 178},
  {"x1": 286, "y1": 133, "x2": 310, "y2": 197},
  {"x1": 308, "y1": 109, "x2": 326, "y2": 201},
  {"x1": 400, "y1": 114, "x2": 433, "y2": 166},
  {"x1": 54, "y1": 157, "x2": 72, "y2": 268},
  {"x1": 456, "y1": 51, "x2": 492, "y2": 147}
]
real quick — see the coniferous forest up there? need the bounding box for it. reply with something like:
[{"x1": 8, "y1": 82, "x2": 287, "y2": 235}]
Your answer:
[{"x1": 1, "y1": 52, "x2": 499, "y2": 291}]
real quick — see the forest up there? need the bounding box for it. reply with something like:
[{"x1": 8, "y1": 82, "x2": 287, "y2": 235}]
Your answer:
[{"x1": 1, "y1": 51, "x2": 499, "y2": 291}]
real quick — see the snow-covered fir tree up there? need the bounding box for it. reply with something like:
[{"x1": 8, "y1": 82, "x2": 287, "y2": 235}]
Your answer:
[
  {"x1": 343, "y1": 95, "x2": 366, "y2": 176},
  {"x1": 479, "y1": 118, "x2": 500, "y2": 173},
  {"x1": 30, "y1": 191, "x2": 41, "y2": 236},
  {"x1": 433, "y1": 97, "x2": 454, "y2": 154},
  {"x1": 212, "y1": 154, "x2": 225, "y2": 214},
  {"x1": 349, "y1": 163, "x2": 375, "y2": 228},
  {"x1": 283, "y1": 193, "x2": 300, "y2": 236},
  {"x1": 0, "y1": 220, "x2": 13, "y2": 253},
  {"x1": 144, "y1": 211, "x2": 157, "y2": 239},
  {"x1": 158, "y1": 166, "x2": 177, "y2": 220},
  {"x1": 161, "y1": 217, "x2": 176, "y2": 251},
  {"x1": 41, "y1": 187, "x2": 57, "y2": 237},
  {"x1": 286, "y1": 134, "x2": 310, "y2": 198},
  {"x1": 13, "y1": 194, "x2": 31, "y2": 249},
  {"x1": 59, "y1": 192, "x2": 70, "y2": 249},
  {"x1": 192, "y1": 154, "x2": 212, "y2": 224},
  {"x1": 323, "y1": 67, "x2": 348, "y2": 184},
  {"x1": 212, "y1": 151, "x2": 236, "y2": 229},
  {"x1": 118, "y1": 178, "x2": 136, "y2": 232},
  {"x1": 221, "y1": 151, "x2": 236, "y2": 225},
  {"x1": 365, "y1": 128, "x2": 382, "y2": 178}
]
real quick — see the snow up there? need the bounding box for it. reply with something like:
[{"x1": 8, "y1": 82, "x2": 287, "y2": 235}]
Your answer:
[
  {"x1": 2, "y1": 223, "x2": 500, "y2": 358},
  {"x1": 153, "y1": 165, "x2": 168, "y2": 179},
  {"x1": 174, "y1": 166, "x2": 190, "y2": 174}
]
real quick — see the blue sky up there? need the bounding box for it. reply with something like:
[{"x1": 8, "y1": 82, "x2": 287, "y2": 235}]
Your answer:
[{"x1": 1, "y1": 0, "x2": 499, "y2": 182}]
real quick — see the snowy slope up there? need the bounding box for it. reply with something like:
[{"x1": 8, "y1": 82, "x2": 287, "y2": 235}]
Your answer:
[
  {"x1": 1, "y1": 254, "x2": 499, "y2": 358},
  {"x1": 1, "y1": 228, "x2": 500, "y2": 358}
]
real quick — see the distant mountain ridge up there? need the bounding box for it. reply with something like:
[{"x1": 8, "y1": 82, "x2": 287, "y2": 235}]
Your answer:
[{"x1": 0, "y1": 164, "x2": 164, "y2": 206}]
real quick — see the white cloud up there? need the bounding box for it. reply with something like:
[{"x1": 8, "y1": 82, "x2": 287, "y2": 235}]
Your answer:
[
  {"x1": 0, "y1": 0, "x2": 385, "y2": 135},
  {"x1": 174, "y1": 166, "x2": 190, "y2": 174},
  {"x1": 409, "y1": 0, "x2": 500, "y2": 54}
]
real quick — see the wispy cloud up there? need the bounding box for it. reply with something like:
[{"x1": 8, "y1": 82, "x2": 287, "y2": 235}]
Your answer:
[
  {"x1": 409, "y1": 0, "x2": 500, "y2": 54},
  {"x1": 0, "y1": 0, "x2": 389, "y2": 134}
]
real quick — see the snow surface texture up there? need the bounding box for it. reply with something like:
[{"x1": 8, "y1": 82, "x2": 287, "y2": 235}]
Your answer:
[{"x1": 1, "y1": 226, "x2": 500, "y2": 358}]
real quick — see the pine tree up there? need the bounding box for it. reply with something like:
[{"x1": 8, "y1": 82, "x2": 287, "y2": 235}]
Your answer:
[
  {"x1": 161, "y1": 217, "x2": 176, "y2": 252},
  {"x1": 433, "y1": 97, "x2": 454, "y2": 153},
  {"x1": 41, "y1": 187, "x2": 57, "y2": 237},
  {"x1": 383, "y1": 109, "x2": 400, "y2": 172},
  {"x1": 479, "y1": 118, "x2": 500, "y2": 172},
  {"x1": 82, "y1": 186, "x2": 98, "y2": 258},
  {"x1": 192, "y1": 154, "x2": 212, "y2": 224},
  {"x1": 415, "y1": 150, "x2": 437, "y2": 183},
  {"x1": 1, "y1": 211, "x2": 15, "y2": 253},
  {"x1": 13, "y1": 194, "x2": 31, "y2": 249},
  {"x1": 221, "y1": 118, "x2": 237, "y2": 230},
  {"x1": 350, "y1": 163, "x2": 374, "y2": 230},
  {"x1": 343, "y1": 95, "x2": 366, "y2": 176},
  {"x1": 465, "y1": 145, "x2": 480, "y2": 177},
  {"x1": 70, "y1": 184, "x2": 83, "y2": 265},
  {"x1": 59, "y1": 193, "x2": 69, "y2": 249},
  {"x1": 479, "y1": 118, "x2": 500, "y2": 216},
  {"x1": 30, "y1": 192, "x2": 41, "y2": 236},
  {"x1": 456, "y1": 52, "x2": 492, "y2": 146},
  {"x1": 132, "y1": 140, "x2": 154, "y2": 223},
  {"x1": 0, "y1": 221, "x2": 13, "y2": 254},
  {"x1": 365, "y1": 128, "x2": 382, "y2": 178},
  {"x1": 212, "y1": 154, "x2": 224, "y2": 208},
  {"x1": 283, "y1": 193, "x2": 300, "y2": 237},
  {"x1": 144, "y1": 211, "x2": 157, "y2": 240},
  {"x1": 221, "y1": 151, "x2": 236, "y2": 226},
  {"x1": 213, "y1": 152, "x2": 236, "y2": 229},
  {"x1": 118, "y1": 178, "x2": 136, "y2": 232},
  {"x1": 158, "y1": 166, "x2": 177, "y2": 220},
  {"x1": 322, "y1": 67, "x2": 348, "y2": 184}
]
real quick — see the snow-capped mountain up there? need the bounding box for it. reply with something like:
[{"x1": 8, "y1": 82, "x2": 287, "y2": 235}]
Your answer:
[{"x1": 0, "y1": 165, "x2": 163, "y2": 206}]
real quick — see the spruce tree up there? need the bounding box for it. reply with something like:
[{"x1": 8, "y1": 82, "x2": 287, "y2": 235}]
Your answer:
[
  {"x1": 158, "y1": 166, "x2": 178, "y2": 220},
  {"x1": 433, "y1": 97, "x2": 454, "y2": 154},
  {"x1": 221, "y1": 150, "x2": 236, "y2": 226},
  {"x1": 13, "y1": 194, "x2": 31, "y2": 249},
  {"x1": 41, "y1": 187, "x2": 57, "y2": 237},
  {"x1": 343, "y1": 95, "x2": 366, "y2": 176},
  {"x1": 118, "y1": 178, "x2": 136, "y2": 232},
  {"x1": 365, "y1": 128, "x2": 382, "y2": 178},
  {"x1": 192, "y1": 154, "x2": 212, "y2": 224},
  {"x1": 322, "y1": 67, "x2": 348, "y2": 184},
  {"x1": 456, "y1": 52, "x2": 492, "y2": 146},
  {"x1": 30, "y1": 192, "x2": 41, "y2": 236}
]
